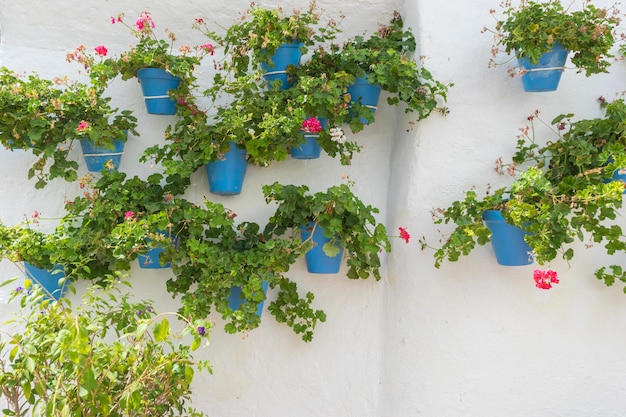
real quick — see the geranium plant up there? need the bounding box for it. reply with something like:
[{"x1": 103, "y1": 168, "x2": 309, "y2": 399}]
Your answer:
[
  {"x1": 195, "y1": 1, "x2": 339, "y2": 74},
  {"x1": 0, "y1": 68, "x2": 137, "y2": 188},
  {"x1": 0, "y1": 276, "x2": 210, "y2": 416},
  {"x1": 295, "y1": 12, "x2": 450, "y2": 132},
  {"x1": 486, "y1": 0, "x2": 621, "y2": 76},
  {"x1": 263, "y1": 181, "x2": 392, "y2": 280},
  {"x1": 422, "y1": 98, "x2": 626, "y2": 291}
]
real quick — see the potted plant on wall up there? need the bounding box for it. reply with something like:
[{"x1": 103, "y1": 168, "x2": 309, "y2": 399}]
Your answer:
[
  {"x1": 0, "y1": 276, "x2": 210, "y2": 416},
  {"x1": 263, "y1": 181, "x2": 392, "y2": 279},
  {"x1": 421, "y1": 98, "x2": 626, "y2": 290},
  {"x1": 486, "y1": 0, "x2": 620, "y2": 92},
  {"x1": 81, "y1": 11, "x2": 213, "y2": 115},
  {"x1": 57, "y1": 170, "x2": 190, "y2": 278},
  {"x1": 0, "y1": 223, "x2": 70, "y2": 300},
  {"x1": 296, "y1": 12, "x2": 450, "y2": 131},
  {"x1": 195, "y1": 1, "x2": 339, "y2": 90},
  {"x1": 0, "y1": 68, "x2": 137, "y2": 187}
]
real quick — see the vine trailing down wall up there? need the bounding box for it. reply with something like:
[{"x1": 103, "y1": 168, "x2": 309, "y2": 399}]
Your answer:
[{"x1": 0, "y1": 4, "x2": 446, "y2": 407}]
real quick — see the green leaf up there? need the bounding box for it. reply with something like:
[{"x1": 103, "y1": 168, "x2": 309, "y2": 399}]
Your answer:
[{"x1": 154, "y1": 318, "x2": 170, "y2": 342}]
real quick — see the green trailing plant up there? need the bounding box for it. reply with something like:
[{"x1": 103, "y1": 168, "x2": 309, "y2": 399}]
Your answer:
[
  {"x1": 0, "y1": 275, "x2": 210, "y2": 417},
  {"x1": 0, "y1": 68, "x2": 137, "y2": 188},
  {"x1": 296, "y1": 12, "x2": 450, "y2": 132},
  {"x1": 58, "y1": 170, "x2": 190, "y2": 280},
  {"x1": 422, "y1": 98, "x2": 626, "y2": 291},
  {"x1": 486, "y1": 0, "x2": 621, "y2": 76},
  {"x1": 154, "y1": 202, "x2": 326, "y2": 342},
  {"x1": 263, "y1": 181, "x2": 392, "y2": 280},
  {"x1": 195, "y1": 1, "x2": 339, "y2": 74},
  {"x1": 82, "y1": 12, "x2": 213, "y2": 91}
]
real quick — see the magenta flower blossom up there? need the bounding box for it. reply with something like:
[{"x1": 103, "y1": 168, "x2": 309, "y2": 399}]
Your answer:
[
  {"x1": 124, "y1": 211, "x2": 134, "y2": 220},
  {"x1": 533, "y1": 269, "x2": 559, "y2": 290},
  {"x1": 77, "y1": 121, "x2": 90, "y2": 132},
  {"x1": 135, "y1": 11, "x2": 155, "y2": 31},
  {"x1": 200, "y1": 43, "x2": 215, "y2": 55},
  {"x1": 398, "y1": 227, "x2": 410, "y2": 244},
  {"x1": 301, "y1": 117, "x2": 322, "y2": 134},
  {"x1": 94, "y1": 45, "x2": 108, "y2": 57}
]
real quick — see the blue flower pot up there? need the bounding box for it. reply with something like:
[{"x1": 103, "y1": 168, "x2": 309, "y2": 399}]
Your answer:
[
  {"x1": 291, "y1": 118, "x2": 328, "y2": 159},
  {"x1": 228, "y1": 280, "x2": 269, "y2": 317},
  {"x1": 300, "y1": 222, "x2": 344, "y2": 274},
  {"x1": 136, "y1": 68, "x2": 180, "y2": 115},
  {"x1": 205, "y1": 142, "x2": 247, "y2": 196},
  {"x1": 24, "y1": 262, "x2": 67, "y2": 301},
  {"x1": 347, "y1": 77, "x2": 382, "y2": 124},
  {"x1": 79, "y1": 139, "x2": 125, "y2": 172},
  {"x1": 482, "y1": 210, "x2": 533, "y2": 266},
  {"x1": 517, "y1": 43, "x2": 569, "y2": 92},
  {"x1": 138, "y1": 231, "x2": 177, "y2": 269},
  {"x1": 261, "y1": 41, "x2": 303, "y2": 90}
]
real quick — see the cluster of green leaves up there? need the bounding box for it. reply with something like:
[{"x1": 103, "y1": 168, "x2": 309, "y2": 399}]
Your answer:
[
  {"x1": 0, "y1": 276, "x2": 210, "y2": 417},
  {"x1": 0, "y1": 68, "x2": 137, "y2": 188},
  {"x1": 196, "y1": 1, "x2": 339, "y2": 73},
  {"x1": 425, "y1": 99, "x2": 626, "y2": 291},
  {"x1": 494, "y1": 0, "x2": 620, "y2": 75},
  {"x1": 263, "y1": 182, "x2": 392, "y2": 280},
  {"x1": 297, "y1": 12, "x2": 450, "y2": 125}
]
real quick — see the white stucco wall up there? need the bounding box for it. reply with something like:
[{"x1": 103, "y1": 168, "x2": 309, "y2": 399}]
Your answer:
[{"x1": 1, "y1": 0, "x2": 626, "y2": 416}]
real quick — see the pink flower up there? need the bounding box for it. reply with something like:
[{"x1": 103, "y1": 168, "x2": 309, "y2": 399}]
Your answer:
[
  {"x1": 398, "y1": 227, "x2": 410, "y2": 244},
  {"x1": 77, "y1": 121, "x2": 90, "y2": 132},
  {"x1": 200, "y1": 43, "x2": 215, "y2": 55},
  {"x1": 135, "y1": 11, "x2": 155, "y2": 31},
  {"x1": 195, "y1": 18, "x2": 205, "y2": 24},
  {"x1": 533, "y1": 269, "x2": 559, "y2": 290},
  {"x1": 32, "y1": 211, "x2": 40, "y2": 219},
  {"x1": 124, "y1": 211, "x2": 134, "y2": 220},
  {"x1": 301, "y1": 117, "x2": 322, "y2": 134},
  {"x1": 94, "y1": 45, "x2": 108, "y2": 57},
  {"x1": 111, "y1": 15, "x2": 122, "y2": 24}
]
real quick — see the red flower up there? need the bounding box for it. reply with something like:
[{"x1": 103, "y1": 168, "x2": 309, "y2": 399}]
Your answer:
[
  {"x1": 135, "y1": 11, "x2": 155, "y2": 31},
  {"x1": 533, "y1": 269, "x2": 559, "y2": 290},
  {"x1": 94, "y1": 45, "x2": 108, "y2": 57},
  {"x1": 77, "y1": 121, "x2": 90, "y2": 132},
  {"x1": 398, "y1": 227, "x2": 410, "y2": 244},
  {"x1": 200, "y1": 43, "x2": 215, "y2": 55},
  {"x1": 301, "y1": 117, "x2": 322, "y2": 134}
]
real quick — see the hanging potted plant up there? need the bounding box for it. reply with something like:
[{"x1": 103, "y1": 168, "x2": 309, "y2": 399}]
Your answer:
[
  {"x1": 486, "y1": 0, "x2": 620, "y2": 92},
  {"x1": 56, "y1": 170, "x2": 190, "y2": 278},
  {"x1": 0, "y1": 68, "x2": 137, "y2": 187},
  {"x1": 263, "y1": 181, "x2": 392, "y2": 278},
  {"x1": 195, "y1": 1, "x2": 339, "y2": 90},
  {"x1": 143, "y1": 78, "x2": 307, "y2": 194},
  {"x1": 299, "y1": 12, "x2": 450, "y2": 131},
  {"x1": 0, "y1": 223, "x2": 71, "y2": 300},
  {"x1": 79, "y1": 11, "x2": 213, "y2": 115},
  {"x1": 421, "y1": 99, "x2": 626, "y2": 290}
]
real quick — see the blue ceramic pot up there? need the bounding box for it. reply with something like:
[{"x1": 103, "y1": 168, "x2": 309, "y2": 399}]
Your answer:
[
  {"x1": 137, "y1": 68, "x2": 181, "y2": 115},
  {"x1": 228, "y1": 280, "x2": 269, "y2": 317},
  {"x1": 261, "y1": 41, "x2": 303, "y2": 90},
  {"x1": 79, "y1": 139, "x2": 125, "y2": 172},
  {"x1": 24, "y1": 262, "x2": 67, "y2": 300},
  {"x1": 300, "y1": 222, "x2": 344, "y2": 274},
  {"x1": 482, "y1": 210, "x2": 533, "y2": 266},
  {"x1": 517, "y1": 43, "x2": 569, "y2": 92},
  {"x1": 205, "y1": 142, "x2": 248, "y2": 195}
]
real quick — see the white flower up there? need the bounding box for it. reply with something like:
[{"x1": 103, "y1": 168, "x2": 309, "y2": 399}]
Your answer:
[{"x1": 329, "y1": 127, "x2": 346, "y2": 144}]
